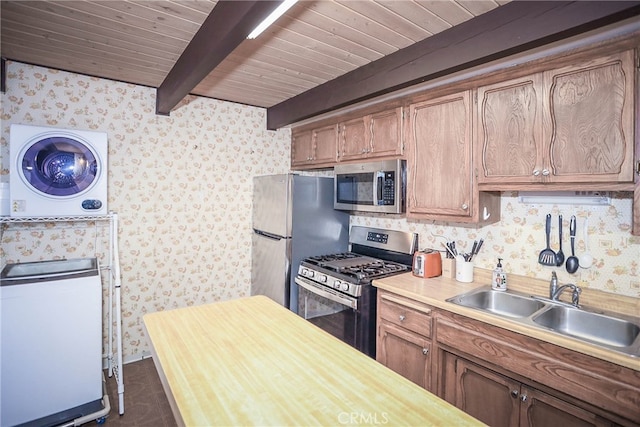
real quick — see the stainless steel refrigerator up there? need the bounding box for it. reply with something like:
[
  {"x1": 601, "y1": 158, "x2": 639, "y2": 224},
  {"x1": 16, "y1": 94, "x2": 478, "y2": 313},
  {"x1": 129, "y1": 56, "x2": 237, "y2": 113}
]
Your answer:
[{"x1": 251, "y1": 174, "x2": 350, "y2": 313}]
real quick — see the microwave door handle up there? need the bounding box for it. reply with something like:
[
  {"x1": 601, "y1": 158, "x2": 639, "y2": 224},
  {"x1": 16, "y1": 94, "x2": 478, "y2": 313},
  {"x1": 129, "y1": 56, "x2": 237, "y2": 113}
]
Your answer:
[{"x1": 374, "y1": 171, "x2": 384, "y2": 205}]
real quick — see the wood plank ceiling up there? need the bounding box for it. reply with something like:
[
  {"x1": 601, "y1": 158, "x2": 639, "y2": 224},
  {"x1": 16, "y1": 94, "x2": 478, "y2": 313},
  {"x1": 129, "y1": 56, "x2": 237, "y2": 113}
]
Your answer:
[
  {"x1": 0, "y1": 1, "x2": 508, "y2": 115},
  {"x1": 2, "y1": 1, "x2": 640, "y2": 129}
]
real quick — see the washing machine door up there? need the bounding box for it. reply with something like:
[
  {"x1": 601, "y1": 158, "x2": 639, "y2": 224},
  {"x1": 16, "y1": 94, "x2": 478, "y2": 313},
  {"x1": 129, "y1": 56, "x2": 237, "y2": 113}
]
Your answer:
[{"x1": 20, "y1": 136, "x2": 100, "y2": 197}]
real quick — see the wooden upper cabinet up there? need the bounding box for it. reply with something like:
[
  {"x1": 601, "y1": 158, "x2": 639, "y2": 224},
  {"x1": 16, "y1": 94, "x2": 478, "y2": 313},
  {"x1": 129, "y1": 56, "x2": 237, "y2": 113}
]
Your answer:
[
  {"x1": 339, "y1": 117, "x2": 369, "y2": 160},
  {"x1": 406, "y1": 91, "x2": 474, "y2": 219},
  {"x1": 476, "y1": 74, "x2": 545, "y2": 184},
  {"x1": 339, "y1": 107, "x2": 403, "y2": 162},
  {"x1": 369, "y1": 107, "x2": 404, "y2": 158},
  {"x1": 291, "y1": 129, "x2": 314, "y2": 167},
  {"x1": 477, "y1": 50, "x2": 635, "y2": 186},
  {"x1": 313, "y1": 124, "x2": 339, "y2": 165},
  {"x1": 546, "y1": 51, "x2": 635, "y2": 183},
  {"x1": 291, "y1": 124, "x2": 339, "y2": 169}
]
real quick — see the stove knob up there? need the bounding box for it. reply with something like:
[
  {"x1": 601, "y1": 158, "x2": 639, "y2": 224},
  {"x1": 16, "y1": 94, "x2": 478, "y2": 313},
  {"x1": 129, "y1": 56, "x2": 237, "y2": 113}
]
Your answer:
[
  {"x1": 333, "y1": 280, "x2": 342, "y2": 289},
  {"x1": 318, "y1": 274, "x2": 327, "y2": 283},
  {"x1": 341, "y1": 283, "x2": 350, "y2": 292}
]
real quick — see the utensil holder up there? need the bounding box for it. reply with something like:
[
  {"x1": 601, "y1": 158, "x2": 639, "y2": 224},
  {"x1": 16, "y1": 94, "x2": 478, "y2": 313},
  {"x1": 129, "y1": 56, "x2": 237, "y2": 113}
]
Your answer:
[
  {"x1": 441, "y1": 254, "x2": 456, "y2": 279},
  {"x1": 455, "y1": 257, "x2": 474, "y2": 283}
]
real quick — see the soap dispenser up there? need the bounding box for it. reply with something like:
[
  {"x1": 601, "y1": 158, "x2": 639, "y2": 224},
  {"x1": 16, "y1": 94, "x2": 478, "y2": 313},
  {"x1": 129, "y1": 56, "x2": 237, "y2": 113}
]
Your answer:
[{"x1": 492, "y1": 258, "x2": 507, "y2": 291}]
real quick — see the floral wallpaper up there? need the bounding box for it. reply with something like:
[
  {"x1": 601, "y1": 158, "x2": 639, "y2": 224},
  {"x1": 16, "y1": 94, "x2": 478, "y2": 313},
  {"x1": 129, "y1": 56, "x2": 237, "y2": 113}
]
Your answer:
[
  {"x1": 1, "y1": 62, "x2": 291, "y2": 362},
  {"x1": 1, "y1": 61, "x2": 638, "y2": 364}
]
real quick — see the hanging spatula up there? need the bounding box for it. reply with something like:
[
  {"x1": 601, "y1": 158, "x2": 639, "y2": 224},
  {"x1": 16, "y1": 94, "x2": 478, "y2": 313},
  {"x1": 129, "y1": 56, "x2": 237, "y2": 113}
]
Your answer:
[{"x1": 538, "y1": 213, "x2": 556, "y2": 266}]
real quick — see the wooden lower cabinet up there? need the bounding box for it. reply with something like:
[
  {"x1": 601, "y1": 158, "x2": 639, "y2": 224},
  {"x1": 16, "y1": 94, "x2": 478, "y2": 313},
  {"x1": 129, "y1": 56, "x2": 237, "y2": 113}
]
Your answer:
[
  {"x1": 376, "y1": 291, "x2": 434, "y2": 392},
  {"x1": 375, "y1": 291, "x2": 638, "y2": 426},
  {"x1": 435, "y1": 311, "x2": 639, "y2": 427},
  {"x1": 377, "y1": 322, "x2": 431, "y2": 390},
  {"x1": 443, "y1": 353, "x2": 617, "y2": 427}
]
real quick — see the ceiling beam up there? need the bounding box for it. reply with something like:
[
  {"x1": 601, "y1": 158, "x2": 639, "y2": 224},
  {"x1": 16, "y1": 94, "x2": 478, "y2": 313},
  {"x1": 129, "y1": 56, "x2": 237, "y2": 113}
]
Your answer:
[
  {"x1": 267, "y1": 1, "x2": 640, "y2": 130},
  {"x1": 156, "y1": 0, "x2": 281, "y2": 115}
]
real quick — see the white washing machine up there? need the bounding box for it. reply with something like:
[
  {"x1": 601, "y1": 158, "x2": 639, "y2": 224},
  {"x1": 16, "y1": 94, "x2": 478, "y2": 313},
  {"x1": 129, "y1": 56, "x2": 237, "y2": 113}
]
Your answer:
[
  {"x1": 10, "y1": 124, "x2": 108, "y2": 217},
  {"x1": 0, "y1": 258, "x2": 103, "y2": 426}
]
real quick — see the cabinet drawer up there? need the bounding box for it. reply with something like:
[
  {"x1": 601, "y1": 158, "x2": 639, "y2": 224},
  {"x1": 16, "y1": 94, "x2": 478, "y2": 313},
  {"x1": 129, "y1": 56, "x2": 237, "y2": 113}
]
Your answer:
[{"x1": 379, "y1": 294, "x2": 432, "y2": 337}]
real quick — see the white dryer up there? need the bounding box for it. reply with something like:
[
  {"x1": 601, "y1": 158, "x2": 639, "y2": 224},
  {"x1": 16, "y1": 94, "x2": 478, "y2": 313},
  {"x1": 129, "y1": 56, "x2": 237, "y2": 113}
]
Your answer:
[{"x1": 10, "y1": 124, "x2": 108, "y2": 217}]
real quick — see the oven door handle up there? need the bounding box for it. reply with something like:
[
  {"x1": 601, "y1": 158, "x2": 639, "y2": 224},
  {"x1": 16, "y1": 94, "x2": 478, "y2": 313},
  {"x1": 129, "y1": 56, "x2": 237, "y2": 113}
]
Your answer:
[{"x1": 295, "y1": 276, "x2": 358, "y2": 310}]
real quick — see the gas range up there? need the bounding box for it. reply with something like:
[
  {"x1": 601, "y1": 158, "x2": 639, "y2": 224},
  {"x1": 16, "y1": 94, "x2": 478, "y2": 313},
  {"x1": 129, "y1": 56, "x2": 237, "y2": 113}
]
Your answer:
[
  {"x1": 294, "y1": 226, "x2": 418, "y2": 358},
  {"x1": 298, "y1": 252, "x2": 410, "y2": 298},
  {"x1": 297, "y1": 226, "x2": 418, "y2": 297}
]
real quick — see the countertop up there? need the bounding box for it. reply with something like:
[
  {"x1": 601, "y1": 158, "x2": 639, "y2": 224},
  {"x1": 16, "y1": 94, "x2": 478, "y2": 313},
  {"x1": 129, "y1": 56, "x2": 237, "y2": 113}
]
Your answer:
[
  {"x1": 143, "y1": 295, "x2": 484, "y2": 427},
  {"x1": 373, "y1": 270, "x2": 640, "y2": 371}
]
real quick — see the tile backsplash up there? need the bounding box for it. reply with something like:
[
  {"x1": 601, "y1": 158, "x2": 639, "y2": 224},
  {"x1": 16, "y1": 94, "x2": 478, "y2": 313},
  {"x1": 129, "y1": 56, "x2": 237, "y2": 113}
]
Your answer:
[{"x1": 1, "y1": 61, "x2": 638, "y2": 362}]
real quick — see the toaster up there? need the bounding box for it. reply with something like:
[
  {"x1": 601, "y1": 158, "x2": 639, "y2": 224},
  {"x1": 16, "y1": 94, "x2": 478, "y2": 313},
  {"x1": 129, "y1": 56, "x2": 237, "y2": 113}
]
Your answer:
[{"x1": 412, "y1": 249, "x2": 442, "y2": 278}]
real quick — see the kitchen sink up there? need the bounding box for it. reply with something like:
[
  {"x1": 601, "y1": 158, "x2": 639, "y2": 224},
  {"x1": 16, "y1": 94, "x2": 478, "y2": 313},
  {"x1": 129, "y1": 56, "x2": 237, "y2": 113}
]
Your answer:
[
  {"x1": 446, "y1": 286, "x2": 640, "y2": 357},
  {"x1": 446, "y1": 288, "x2": 547, "y2": 318},
  {"x1": 532, "y1": 305, "x2": 640, "y2": 348}
]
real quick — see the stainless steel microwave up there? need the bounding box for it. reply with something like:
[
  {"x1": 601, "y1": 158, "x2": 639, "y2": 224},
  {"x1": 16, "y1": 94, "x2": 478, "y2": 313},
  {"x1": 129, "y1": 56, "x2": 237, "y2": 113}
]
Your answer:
[{"x1": 334, "y1": 159, "x2": 406, "y2": 214}]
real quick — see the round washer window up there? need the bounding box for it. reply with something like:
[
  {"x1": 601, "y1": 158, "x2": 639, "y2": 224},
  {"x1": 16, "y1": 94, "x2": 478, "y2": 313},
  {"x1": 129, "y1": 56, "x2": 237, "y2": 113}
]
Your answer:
[{"x1": 21, "y1": 136, "x2": 99, "y2": 197}]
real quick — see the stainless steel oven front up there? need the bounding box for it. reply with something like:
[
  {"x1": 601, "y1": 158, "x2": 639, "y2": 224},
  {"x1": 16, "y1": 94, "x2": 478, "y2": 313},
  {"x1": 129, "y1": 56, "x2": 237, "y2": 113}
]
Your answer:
[{"x1": 295, "y1": 275, "x2": 376, "y2": 358}]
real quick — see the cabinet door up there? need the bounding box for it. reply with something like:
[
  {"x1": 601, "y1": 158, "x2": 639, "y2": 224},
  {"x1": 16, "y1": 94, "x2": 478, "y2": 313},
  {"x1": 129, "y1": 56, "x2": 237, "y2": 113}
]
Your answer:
[
  {"x1": 545, "y1": 50, "x2": 635, "y2": 183},
  {"x1": 406, "y1": 91, "x2": 473, "y2": 218},
  {"x1": 454, "y1": 357, "x2": 520, "y2": 427},
  {"x1": 377, "y1": 322, "x2": 431, "y2": 391},
  {"x1": 477, "y1": 74, "x2": 545, "y2": 184},
  {"x1": 339, "y1": 117, "x2": 369, "y2": 161},
  {"x1": 369, "y1": 107, "x2": 403, "y2": 158},
  {"x1": 291, "y1": 129, "x2": 314, "y2": 167},
  {"x1": 520, "y1": 386, "x2": 615, "y2": 427},
  {"x1": 313, "y1": 124, "x2": 339, "y2": 165}
]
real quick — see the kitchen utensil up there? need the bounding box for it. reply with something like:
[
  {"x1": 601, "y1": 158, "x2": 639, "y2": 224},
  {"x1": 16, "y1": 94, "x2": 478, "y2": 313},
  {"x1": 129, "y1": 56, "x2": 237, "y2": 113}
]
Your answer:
[
  {"x1": 538, "y1": 214, "x2": 556, "y2": 266},
  {"x1": 579, "y1": 218, "x2": 593, "y2": 269},
  {"x1": 566, "y1": 216, "x2": 579, "y2": 274},
  {"x1": 556, "y1": 215, "x2": 565, "y2": 267},
  {"x1": 441, "y1": 242, "x2": 456, "y2": 259},
  {"x1": 469, "y1": 238, "x2": 484, "y2": 261}
]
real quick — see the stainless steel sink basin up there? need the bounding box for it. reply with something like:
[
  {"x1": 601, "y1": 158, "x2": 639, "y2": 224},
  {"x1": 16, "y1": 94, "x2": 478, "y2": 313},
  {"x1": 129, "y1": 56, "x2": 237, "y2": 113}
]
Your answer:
[
  {"x1": 446, "y1": 286, "x2": 640, "y2": 357},
  {"x1": 446, "y1": 288, "x2": 547, "y2": 318},
  {"x1": 532, "y1": 305, "x2": 640, "y2": 348}
]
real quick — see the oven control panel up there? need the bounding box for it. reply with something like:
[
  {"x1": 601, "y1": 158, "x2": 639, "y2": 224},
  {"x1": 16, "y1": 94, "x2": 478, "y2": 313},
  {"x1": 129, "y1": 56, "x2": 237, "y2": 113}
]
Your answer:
[
  {"x1": 366, "y1": 232, "x2": 388, "y2": 244},
  {"x1": 298, "y1": 266, "x2": 360, "y2": 297}
]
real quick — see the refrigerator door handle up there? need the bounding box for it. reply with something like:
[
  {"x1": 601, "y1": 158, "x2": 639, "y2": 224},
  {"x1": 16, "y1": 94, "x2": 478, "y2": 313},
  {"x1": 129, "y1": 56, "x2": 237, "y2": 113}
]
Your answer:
[{"x1": 254, "y1": 229, "x2": 286, "y2": 241}]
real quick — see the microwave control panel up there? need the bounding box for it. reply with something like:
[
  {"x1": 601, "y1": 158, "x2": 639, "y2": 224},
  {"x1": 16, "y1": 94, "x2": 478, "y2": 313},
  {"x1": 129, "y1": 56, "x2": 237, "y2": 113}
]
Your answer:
[{"x1": 379, "y1": 171, "x2": 395, "y2": 205}]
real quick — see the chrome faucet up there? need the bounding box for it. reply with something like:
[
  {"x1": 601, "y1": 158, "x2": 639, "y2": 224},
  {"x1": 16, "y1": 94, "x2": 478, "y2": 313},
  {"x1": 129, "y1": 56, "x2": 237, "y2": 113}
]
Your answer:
[
  {"x1": 549, "y1": 273, "x2": 581, "y2": 307},
  {"x1": 549, "y1": 272, "x2": 558, "y2": 299}
]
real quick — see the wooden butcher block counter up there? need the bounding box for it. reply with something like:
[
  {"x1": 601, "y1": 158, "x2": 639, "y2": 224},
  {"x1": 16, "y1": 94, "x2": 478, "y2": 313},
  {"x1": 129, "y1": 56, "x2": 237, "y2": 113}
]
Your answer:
[{"x1": 143, "y1": 295, "x2": 484, "y2": 427}]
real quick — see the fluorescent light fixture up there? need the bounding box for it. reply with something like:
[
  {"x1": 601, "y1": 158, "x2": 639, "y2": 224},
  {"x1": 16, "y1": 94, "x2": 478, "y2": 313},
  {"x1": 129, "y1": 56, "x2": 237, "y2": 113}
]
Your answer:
[
  {"x1": 518, "y1": 191, "x2": 611, "y2": 206},
  {"x1": 247, "y1": 0, "x2": 298, "y2": 39}
]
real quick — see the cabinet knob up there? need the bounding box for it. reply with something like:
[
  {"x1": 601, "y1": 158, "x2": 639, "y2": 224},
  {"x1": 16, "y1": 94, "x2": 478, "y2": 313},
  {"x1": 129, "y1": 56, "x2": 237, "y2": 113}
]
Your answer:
[
  {"x1": 510, "y1": 390, "x2": 519, "y2": 398},
  {"x1": 532, "y1": 169, "x2": 541, "y2": 176},
  {"x1": 422, "y1": 348, "x2": 429, "y2": 355},
  {"x1": 542, "y1": 169, "x2": 550, "y2": 176},
  {"x1": 520, "y1": 395, "x2": 528, "y2": 403},
  {"x1": 399, "y1": 315, "x2": 406, "y2": 322},
  {"x1": 461, "y1": 204, "x2": 469, "y2": 210}
]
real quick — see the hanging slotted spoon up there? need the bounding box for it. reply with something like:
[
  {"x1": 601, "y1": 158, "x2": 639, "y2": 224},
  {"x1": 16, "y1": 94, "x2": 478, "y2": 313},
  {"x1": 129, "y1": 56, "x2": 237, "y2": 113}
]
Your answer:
[
  {"x1": 538, "y1": 213, "x2": 557, "y2": 266},
  {"x1": 555, "y1": 214, "x2": 565, "y2": 267}
]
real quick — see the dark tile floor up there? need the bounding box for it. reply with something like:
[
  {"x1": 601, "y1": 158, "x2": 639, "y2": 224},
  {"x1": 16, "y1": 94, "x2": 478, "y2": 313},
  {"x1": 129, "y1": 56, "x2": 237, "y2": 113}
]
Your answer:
[{"x1": 100, "y1": 358, "x2": 177, "y2": 426}]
